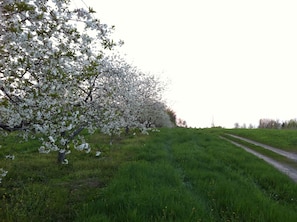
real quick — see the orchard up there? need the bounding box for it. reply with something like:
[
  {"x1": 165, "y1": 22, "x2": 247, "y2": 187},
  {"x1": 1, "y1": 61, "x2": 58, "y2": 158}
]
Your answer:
[{"x1": 0, "y1": 0, "x2": 174, "y2": 182}]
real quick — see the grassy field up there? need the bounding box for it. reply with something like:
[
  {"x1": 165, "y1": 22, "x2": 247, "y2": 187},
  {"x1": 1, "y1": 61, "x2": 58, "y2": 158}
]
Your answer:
[{"x1": 1, "y1": 128, "x2": 297, "y2": 221}]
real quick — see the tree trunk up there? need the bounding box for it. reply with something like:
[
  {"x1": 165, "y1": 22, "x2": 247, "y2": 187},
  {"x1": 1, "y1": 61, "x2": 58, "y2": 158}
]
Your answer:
[
  {"x1": 57, "y1": 150, "x2": 66, "y2": 164},
  {"x1": 125, "y1": 126, "x2": 129, "y2": 135}
]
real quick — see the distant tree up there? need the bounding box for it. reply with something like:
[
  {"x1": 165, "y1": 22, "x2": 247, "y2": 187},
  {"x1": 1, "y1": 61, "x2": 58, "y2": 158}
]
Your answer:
[
  {"x1": 248, "y1": 124, "x2": 254, "y2": 129},
  {"x1": 166, "y1": 108, "x2": 177, "y2": 126},
  {"x1": 259, "y1": 119, "x2": 281, "y2": 129},
  {"x1": 177, "y1": 118, "x2": 187, "y2": 128},
  {"x1": 234, "y1": 123, "x2": 240, "y2": 129},
  {"x1": 282, "y1": 119, "x2": 297, "y2": 129}
]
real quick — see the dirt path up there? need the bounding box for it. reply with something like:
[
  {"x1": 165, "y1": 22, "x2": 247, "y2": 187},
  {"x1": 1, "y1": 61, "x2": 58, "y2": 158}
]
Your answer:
[
  {"x1": 226, "y1": 134, "x2": 297, "y2": 162},
  {"x1": 220, "y1": 136, "x2": 297, "y2": 183}
]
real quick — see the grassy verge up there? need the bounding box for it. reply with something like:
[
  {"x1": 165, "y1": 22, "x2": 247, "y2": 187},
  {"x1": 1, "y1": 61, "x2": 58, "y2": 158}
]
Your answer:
[
  {"x1": 222, "y1": 134, "x2": 297, "y2": 169},
  {"x1": 225, "y1": 128, "x2": 297, "y2": 152},
  {"x1": 77, "y1": 128, "x2": 297, "y2": 221}
]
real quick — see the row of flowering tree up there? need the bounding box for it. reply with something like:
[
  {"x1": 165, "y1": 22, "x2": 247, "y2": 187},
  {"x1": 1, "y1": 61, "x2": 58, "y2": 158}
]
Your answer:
[{"x1": 0, "y1": 0, "x2": 172, "y2": 176}]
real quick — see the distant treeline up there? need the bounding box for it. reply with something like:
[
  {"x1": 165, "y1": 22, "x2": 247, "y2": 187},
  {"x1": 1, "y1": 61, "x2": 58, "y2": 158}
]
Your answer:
[
  {"x1": 258, "y1": 118, "x2": 297, "y2": 129},
  {"x1": 234, "y1": 118, "x2": 297, "y2": 129}
]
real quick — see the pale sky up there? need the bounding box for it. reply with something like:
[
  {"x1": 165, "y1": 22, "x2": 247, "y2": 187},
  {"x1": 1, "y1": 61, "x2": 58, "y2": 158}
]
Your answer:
[{"x1": 74, "y1": 0, "x2": 297, "y2": 128}]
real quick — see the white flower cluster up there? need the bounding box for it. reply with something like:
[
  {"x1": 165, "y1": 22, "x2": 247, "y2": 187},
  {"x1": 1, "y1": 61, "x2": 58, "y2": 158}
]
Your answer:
[
  {"x1": 0, "y1": 168, "x2": 8, "y2": 184},
  {"x1": 75, "y1": 143, "x2": 91, "y2": 153},
  {"x1": 5, "y1": 154, "x2": 15, "y2": 160},
  {"x1": 0, "y1": 0, "x2": 172, "y2": 164}
]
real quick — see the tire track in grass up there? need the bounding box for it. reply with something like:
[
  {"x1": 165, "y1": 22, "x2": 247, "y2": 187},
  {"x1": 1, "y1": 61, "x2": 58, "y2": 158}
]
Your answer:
[
  {"x1": 220, "y1": 136, "x2": 297, "y2": 183},
  {"x1": 226, "y1": 134, "x2": 297, "y2": 162}
]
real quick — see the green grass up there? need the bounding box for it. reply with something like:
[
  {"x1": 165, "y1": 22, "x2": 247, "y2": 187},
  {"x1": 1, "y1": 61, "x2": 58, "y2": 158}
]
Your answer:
[
  {"x1": 0, "y1": 131, "x2": 147, "y2": 221},
  {"x1": 1, "y1": 128, "x2": 297, "y2": 221},
  {"x1": 225, "y1": 128, "x2": 297, "y2": 152},
  {"x1": 222, "y1": 134, "x2": 297, "y2": 169},
  {"x1": 77, "y1": 128, "x2": 297, "y2": 221}
]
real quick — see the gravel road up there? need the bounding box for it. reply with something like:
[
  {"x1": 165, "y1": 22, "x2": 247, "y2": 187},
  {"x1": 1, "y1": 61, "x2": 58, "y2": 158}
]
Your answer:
[{"x1": 220, "y1": 135, "x2": 297, "y2": 183}]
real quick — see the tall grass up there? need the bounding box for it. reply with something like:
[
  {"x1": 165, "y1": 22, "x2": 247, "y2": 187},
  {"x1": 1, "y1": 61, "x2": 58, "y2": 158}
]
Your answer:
[
  {"x1": 1, "y1": 128, "x2": 297, "y2": 221},
  {"x1": 77, "y1": 128, "x2": 297, "y2": 221},
  {"x1": 0, "y1": 131, "x2": 148, "y2": 221}
]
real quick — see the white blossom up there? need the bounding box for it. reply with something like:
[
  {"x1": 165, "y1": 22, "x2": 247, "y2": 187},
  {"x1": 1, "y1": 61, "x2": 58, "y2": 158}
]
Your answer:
[
  {"x1": 39, "y1": 146, "x2": 51, "y2": 154},
  {"x1": 62, "y1": 159, "x2": 69, "y2": 165},
  {"x1": 5, "y1": 154, "x2": 15, "y2": 160},
  {"x1": 48, "y1": 136, "x2": 55, "y2": 143},
  {"x1": 75, "y1": 143, "x2": 91, "y2": 153},
  {"x1": 0, "y1": 168, "x2": 8, "y2": 177},
  {"x1": 0, "y1": 0, "x2": 169, "y2": 167}
]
